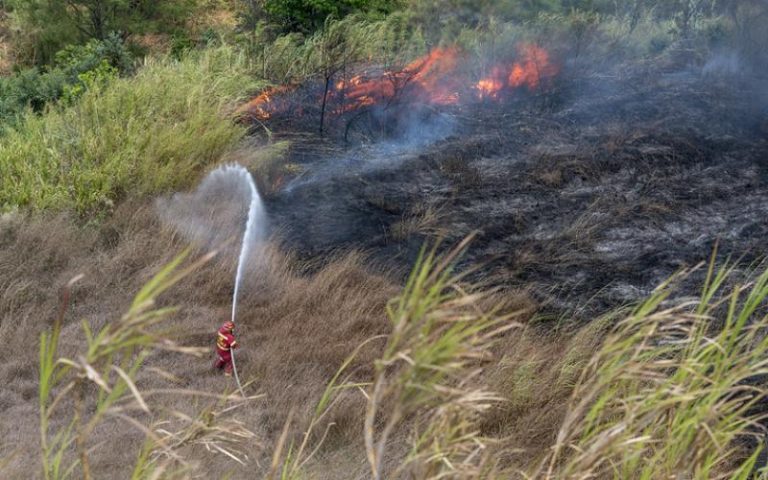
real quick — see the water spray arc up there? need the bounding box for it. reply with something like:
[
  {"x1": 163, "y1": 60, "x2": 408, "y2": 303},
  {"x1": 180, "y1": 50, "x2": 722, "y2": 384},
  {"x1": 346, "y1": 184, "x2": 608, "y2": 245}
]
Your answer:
[
  {"x1": 157, "y1": 164, "x2": 267, "y2": 394},
  {"x1": 226, "y1": 165, "x2": 266, "y2": 397}
]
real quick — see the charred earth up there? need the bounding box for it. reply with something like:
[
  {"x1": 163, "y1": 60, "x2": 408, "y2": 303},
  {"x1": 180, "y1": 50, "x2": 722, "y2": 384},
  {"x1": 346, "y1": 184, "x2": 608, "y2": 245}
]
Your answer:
[{"x1": 261, "y1": 56, "x2": 768, "y2": 317}]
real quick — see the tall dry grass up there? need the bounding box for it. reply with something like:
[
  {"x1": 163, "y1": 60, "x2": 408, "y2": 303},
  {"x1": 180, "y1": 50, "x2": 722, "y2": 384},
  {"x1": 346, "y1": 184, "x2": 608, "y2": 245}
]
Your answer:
[
  {"x1": 4, "y1": 201, "x2": 768, "y2": 479},
  {"x1": 0, "y1": 201, "x2": 398, "y2": 478},
  {"x1": 531, "y1": 256, "x2": 768, "y2": 479}
]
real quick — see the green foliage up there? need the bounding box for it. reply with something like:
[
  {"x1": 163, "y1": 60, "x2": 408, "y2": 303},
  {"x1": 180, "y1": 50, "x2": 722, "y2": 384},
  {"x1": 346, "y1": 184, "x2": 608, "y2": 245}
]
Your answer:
[
  {"x1": 0, "y1": 35, "x2": 133, "y2": 130},
  {"x1": 8, "y1": 0, "x2": 196, "y2": 65},
  {"x1": 0, "y1": 47, "x2": 260, "y2": 214},
  {"x1": 241, "y1": 0, "x2": 743, "y2": 86},
  {"x1": 60, "y1": 61, "x2": 119, "y2": 104},
  {"x1": 169, "y1": 31, "x2": 198, "y2": 59},
  {"x1": 357, "y1": 11, "x2": 426, "y2": 67},
  {"x1": 54, "y1": 33, "x2": 135, "y2": 74},
  {"x1": 0, "y1": 68, "x2": 66, "y2": 121},
  {"x1": 261, "y1": 0, "x2": 400, "y2": 34},
  {"x1": 247, "y1": 13, "x2": 427, "y2": 85}
]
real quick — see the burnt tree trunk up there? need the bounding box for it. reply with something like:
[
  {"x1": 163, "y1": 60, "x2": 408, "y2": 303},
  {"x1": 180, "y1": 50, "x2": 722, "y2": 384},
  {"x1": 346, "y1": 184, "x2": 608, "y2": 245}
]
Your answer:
[{"x1": 319, "y1": 74, "x2": 332, "y2": 137}]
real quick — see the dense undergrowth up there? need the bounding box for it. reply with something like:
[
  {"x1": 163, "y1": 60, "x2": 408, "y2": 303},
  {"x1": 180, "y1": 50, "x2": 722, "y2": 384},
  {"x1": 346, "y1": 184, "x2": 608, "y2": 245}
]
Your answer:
[{"x1": 0, "y1": 47, "x2": 259, "y2": 214}]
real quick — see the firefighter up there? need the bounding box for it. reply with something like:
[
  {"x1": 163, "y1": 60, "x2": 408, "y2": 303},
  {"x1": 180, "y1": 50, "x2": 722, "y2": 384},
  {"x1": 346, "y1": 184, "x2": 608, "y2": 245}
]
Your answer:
[{"x1": 213, "y1": 321, "x2": 239, "y2": 376}]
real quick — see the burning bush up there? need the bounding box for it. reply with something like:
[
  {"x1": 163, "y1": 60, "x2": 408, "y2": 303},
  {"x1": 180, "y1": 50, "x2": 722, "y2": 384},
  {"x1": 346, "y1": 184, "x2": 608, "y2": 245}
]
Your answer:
[{"x1": 238, "y1": 41, "x2": 560, "y2": 139}]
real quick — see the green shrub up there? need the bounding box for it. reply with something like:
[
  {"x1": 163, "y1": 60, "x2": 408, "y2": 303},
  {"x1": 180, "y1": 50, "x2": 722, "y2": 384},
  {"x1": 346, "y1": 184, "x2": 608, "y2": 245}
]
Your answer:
[
  {"x1": 261, "y1": 0, "x2": 400, "y2": 34},
  {"x1": 169, "y1": 30, "x2": 197, "y2": 59},
  {"x1": 8, "y1": 0, "x2": 197, "y2": 65},
  {"x1": 0, "y1": 36, "x2": 135, "y2": 130},
  {"x1": 60, "y1": 61, "x2": 119, "y2": 104},
  {"x1": 0, "y1": 68, "x2": 65, "y2": 128},
  {"x1": 54, "y1": 33, "x2": 135, "y2": 74},
  {"x1": 0, "y1": 47, "x2": 261, "y2": 214}
]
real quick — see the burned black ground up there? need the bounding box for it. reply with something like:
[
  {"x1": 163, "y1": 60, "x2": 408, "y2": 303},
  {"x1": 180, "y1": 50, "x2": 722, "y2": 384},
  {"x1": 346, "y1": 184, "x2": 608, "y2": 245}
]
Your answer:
[{"x1": 264, "y1": 61, "x2": 768, "y2": 317}]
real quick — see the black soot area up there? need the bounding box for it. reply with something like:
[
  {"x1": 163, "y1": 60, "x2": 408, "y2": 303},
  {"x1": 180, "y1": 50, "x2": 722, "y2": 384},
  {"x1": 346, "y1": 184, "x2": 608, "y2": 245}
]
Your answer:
[{"x1": 264, "y1": 65, "x2": 768, "y2": 318}]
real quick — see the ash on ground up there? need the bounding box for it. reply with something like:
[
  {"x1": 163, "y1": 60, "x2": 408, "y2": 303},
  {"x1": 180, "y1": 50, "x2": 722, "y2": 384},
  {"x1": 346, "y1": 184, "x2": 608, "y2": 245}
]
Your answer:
[{"x1": 261, "y1": 57, "x2": 768, "y2": 318}]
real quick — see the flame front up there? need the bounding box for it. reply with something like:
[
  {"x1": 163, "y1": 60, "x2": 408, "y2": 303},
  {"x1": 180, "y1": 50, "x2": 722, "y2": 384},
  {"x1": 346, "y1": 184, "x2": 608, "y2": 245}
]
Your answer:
[
  {"x1": 241, "y1": 43, "x2": 558, "y2": 122},
  {"x1": 475, "y1": 44, "x2": 559, "y2": 98},
  {"x1": 406, "y1": 47, "x2": 462, "y2": 105},
  {"x1": 508, "y1": 44, "x2": 559, "y2": 90},
  {"x1": 333, "y1": 47, "x2": 463, "y2": 113},
  {"x1": 238, "y1": 84, "x2": 296, "y2": 120},
  {"x1": 476, "y1": 66, "x2": 507, "y2": 99}
]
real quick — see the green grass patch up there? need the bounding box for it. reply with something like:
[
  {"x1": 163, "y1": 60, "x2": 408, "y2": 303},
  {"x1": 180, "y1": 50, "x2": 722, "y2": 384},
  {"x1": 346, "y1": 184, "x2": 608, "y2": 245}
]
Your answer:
[{"x1": 0, "y1": 46, "x2": 262, "y2": 215}]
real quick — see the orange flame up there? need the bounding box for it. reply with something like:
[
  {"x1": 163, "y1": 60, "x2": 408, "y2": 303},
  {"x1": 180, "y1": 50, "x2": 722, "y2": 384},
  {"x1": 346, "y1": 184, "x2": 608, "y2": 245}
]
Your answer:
[
  {"x1": 406, "y1": 47, "x2": 462, "y2": 105},
  {"x1": 475, "y1": 66, "x2": 507, "y2": 100},
  {"x1": 333, "y1": 48, "x2": 463, "y2": 113},
  {"x1": 475, "y1": 44, "x2": 559, "y2": 98},
  {"x1": 508, "y1": 44, "x2": 558, "y2": 90},
  {"x1": 240, "y1": 43, "x2": 559, "y2": 122},
  {"x1": 335, "y1": 73, "x2": 395, "y2": 113},
  {"x1": 237, "y1": 84, "x2": 296, "y2": 120}
]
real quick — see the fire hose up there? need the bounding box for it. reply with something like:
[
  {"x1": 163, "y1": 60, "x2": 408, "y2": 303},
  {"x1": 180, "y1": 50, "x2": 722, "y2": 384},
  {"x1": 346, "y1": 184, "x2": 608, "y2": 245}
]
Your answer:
[{"x1": 230, "y1": 343, "x2": 247, "y2": 398}]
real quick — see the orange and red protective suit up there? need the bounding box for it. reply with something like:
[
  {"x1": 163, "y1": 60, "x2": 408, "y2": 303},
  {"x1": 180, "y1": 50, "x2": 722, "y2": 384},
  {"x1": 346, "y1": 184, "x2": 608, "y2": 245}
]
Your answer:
[{"x1": 213, "y1": 323, "x2": 238, "y2": 376}]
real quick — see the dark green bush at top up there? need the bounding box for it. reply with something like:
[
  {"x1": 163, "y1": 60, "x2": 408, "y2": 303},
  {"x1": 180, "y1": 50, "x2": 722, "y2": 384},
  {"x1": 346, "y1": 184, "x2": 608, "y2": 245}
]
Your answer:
[
  {"x1": 0, "y1": 35, "x2": 133, "y2": 131},
  {"x1": 8, "y1": 0, "x2": 196, "y2": 65},
  {"x1": 54, "y1": 33, "x2": 135, "y2": 74},
  {"x1": 262, "y1": 0, "x2": 400, "y2": 33}
]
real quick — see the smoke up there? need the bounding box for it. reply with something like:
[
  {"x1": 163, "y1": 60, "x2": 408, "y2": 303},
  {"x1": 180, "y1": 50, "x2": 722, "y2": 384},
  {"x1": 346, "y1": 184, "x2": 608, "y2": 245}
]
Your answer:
[
  {"x1": 285, "y1": 110, "x2": 456, "y2": 192},
  {"x1": 156, "y1": 165, "x2": 269, "y2": 276},
  {"x1": 703, "y1": 51, "x2": 742, "y2": 76}
]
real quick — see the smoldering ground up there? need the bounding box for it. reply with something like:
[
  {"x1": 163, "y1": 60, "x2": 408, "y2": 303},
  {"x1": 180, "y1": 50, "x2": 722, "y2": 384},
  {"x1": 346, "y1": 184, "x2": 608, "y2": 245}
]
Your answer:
[{"x1": 257, "y1": 37, "x2": 768, "y2": 317}]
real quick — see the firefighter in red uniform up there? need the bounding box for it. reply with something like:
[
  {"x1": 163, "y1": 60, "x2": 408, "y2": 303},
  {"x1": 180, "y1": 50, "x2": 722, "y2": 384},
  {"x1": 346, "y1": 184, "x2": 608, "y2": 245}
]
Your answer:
[{"x1": 214, "y1": 321, "x2": 239, "y2": 376}]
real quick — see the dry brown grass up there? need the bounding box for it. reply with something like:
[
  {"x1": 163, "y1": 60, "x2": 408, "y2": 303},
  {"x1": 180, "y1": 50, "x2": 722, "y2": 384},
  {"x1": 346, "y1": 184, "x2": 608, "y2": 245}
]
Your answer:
[
  {"x1": 0, "y1": 200, "x2": 399, "y2": 479},
  {"x1": 0, "y1": 197, "x2": 554, "y2": 479},
  {"x1": 131, "y1": 33, "x2": 172, "y2": 56},
  {"x1": 480, "y1": 314, "x2": 614, "y2": 475},
  {"x1": 186, "y1": 0, "x2": 240, "y2": 37},
  {"x1": 389, "y1": 204, "x2": 445, "y2": 242},
  {"x1": 14, "y1": 190, "x2": 743, "y2": 480},
  {"x1": 5, "y1": 200, "x2": 763, "y2": 479}
]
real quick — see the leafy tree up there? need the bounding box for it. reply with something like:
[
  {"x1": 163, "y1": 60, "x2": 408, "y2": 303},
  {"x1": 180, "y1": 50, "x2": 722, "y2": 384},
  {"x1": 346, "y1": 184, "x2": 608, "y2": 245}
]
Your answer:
[
  {"x1": 8, "y1": 0, "x2": 195, "y2": 64},
  {"x1": 0, "y1": 35, "x2": 131, "y2": 130}
]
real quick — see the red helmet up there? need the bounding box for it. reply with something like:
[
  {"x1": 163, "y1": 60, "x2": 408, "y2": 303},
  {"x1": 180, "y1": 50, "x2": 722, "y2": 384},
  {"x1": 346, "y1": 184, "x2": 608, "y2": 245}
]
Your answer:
[{"x1": 221, "y1": 321, "x2": 235, "y2": 333}]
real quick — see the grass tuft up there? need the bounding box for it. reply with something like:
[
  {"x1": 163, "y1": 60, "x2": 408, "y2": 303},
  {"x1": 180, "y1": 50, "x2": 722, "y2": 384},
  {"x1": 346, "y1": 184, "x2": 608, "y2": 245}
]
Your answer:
[{"x1": 533, "y1": 255, "x2": 768, "y2": 479}]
